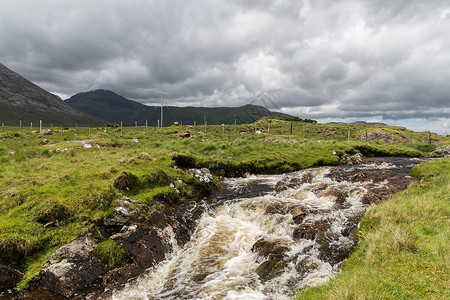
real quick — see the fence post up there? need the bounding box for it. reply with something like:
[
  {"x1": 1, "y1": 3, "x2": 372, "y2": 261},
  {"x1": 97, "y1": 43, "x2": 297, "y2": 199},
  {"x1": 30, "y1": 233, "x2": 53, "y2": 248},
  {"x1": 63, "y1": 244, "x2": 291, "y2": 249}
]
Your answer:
[
  {"x1": 61, "y1": 125, "x2": 63, "y2": 136},
  {"x1": 365, "y1": 130, "x2": 368, "y2": 141},
  {"x1": 30, "y1": 122, "x2": 32, "y2": 133},
  {"x1": 181, "y1": 121, "x2": 183, "y2": 131},
  {"x1": 409, "y1": 134, "x2": 412, "y2": 144},
  {"x1": 145, "y1": 120, "x2": 148, "y2": 133},
  {"x1": 121, "y1": 121, "x2": 123, "y2": 134},
  {"x1": 428, "y1": 132, "x2": 431, "y2": 145},
  {"x1": 268, "y1": 123, "x2": 270, "y2": 136},
  {"x1": 51, "y1": 124, "x2": 53, "y2": 135},
  {"x1": 303, "y1": 124, "x2": 306, "y2": 138},
  {"x1": 89, "y1": 125, "x2": 91, "y2": 135},
  {"x1": 20, "y1": 120, "x2": 22, "y2": 132},
  {"x1": 2, "y1": 123, "x2": 4, "y2": 133},
  {"x1": 135, "y1": 121, "x2": 138, "y2": 132},
  {"x1": 194, "y1": 121, "x2": 196, "y2": 132},
  {"x1": 39, "y1": 120, "x2": 42, "y2": 134},
  {"x1": 323, "y1": 128, "x2": 326, "y2": 140},
  {"x1": 222, "y1": 124, "x2": 225, "y2": 136},
  {"x1": 76, "y1": 124, "x2": 79, "y2": 136},
  {"x1": 234, "y1": 119, "x2": 237, "y2": 126},
  {"x1": 290, "y1": 123, "x2": 293, "y2": 135},
  {"x1": 205, "y1": 121, "x2": 207, "y2": 134},
  {"x1": 157, "y1": 120, "x2": 160, "y2": 129},
  {"x1": 348, "y1": 130, "x2": 350, "y2": 142}
]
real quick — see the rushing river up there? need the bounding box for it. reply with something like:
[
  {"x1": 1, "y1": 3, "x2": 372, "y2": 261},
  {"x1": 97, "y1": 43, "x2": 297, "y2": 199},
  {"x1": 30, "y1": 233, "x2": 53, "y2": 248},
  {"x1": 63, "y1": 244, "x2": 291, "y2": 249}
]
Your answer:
[{"x1": 108, "y1": 158, "x2": 425, "y2": 300}]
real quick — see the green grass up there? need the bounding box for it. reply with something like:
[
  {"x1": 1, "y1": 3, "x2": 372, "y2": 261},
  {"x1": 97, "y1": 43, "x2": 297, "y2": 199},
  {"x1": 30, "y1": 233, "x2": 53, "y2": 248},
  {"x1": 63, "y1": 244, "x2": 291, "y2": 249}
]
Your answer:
[
  {"x1": 0, "y1": 121, "x2": 447, "y2": 289},
  {"x1": 94, "y1": 240, "x2": 128, "y2": 269},
  {"x1": 296, "y1": 158, "x2": 450, "y2": 299}
]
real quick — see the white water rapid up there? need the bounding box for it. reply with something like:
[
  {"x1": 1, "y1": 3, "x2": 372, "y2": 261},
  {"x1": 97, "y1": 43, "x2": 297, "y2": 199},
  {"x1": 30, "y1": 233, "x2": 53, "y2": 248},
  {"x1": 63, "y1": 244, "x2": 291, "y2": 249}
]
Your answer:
[{"x1": 108, "y1": 162, "x2": 406, "y2": 300}]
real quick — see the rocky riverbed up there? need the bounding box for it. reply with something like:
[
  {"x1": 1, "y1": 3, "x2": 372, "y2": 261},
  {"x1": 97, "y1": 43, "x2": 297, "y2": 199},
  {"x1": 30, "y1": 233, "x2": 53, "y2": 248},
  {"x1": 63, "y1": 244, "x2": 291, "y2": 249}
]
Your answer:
[{"x1": 5, "y1": 157, "x2": 428, "y2": 299}]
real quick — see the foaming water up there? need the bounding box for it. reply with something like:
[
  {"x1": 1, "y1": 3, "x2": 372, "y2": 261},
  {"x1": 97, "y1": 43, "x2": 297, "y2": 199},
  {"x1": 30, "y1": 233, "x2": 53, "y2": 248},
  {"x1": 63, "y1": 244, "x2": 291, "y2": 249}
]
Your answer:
[{"x1": 109, "y1": 160, "x2": 419, "y2": 300}]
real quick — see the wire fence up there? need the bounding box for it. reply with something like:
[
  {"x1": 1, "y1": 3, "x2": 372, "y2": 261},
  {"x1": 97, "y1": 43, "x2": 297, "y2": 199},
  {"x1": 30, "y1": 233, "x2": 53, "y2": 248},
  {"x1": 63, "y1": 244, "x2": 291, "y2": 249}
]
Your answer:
[{"x1": 0, "y1": 119, "x2": 437, "y2": 144}]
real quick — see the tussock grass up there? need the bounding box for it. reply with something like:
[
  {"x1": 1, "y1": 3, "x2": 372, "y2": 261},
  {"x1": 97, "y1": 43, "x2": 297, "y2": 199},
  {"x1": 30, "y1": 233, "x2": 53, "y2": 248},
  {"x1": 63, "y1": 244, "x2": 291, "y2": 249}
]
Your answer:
[{"x1": 297, "y1": 158, "x2": 450, "y2": 300}]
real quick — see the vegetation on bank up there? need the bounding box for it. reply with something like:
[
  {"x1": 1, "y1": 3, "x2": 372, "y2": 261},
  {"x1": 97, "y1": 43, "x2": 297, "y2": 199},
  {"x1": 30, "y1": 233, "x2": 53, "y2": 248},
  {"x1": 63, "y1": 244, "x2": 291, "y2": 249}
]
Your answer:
[
  {"x1": 296, "y1": 158, "x2": 450, "y2": 299},
  {"x1": 0, "y1": 120, "x2": 448, "y2": 290}
]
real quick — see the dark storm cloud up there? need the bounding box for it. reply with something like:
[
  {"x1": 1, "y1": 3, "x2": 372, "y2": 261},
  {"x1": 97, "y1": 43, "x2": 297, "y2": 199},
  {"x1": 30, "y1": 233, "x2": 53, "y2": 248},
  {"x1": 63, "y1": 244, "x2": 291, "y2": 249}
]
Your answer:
[{"x1": 0, "y1": 0, "x2": 449, "y2": 132}]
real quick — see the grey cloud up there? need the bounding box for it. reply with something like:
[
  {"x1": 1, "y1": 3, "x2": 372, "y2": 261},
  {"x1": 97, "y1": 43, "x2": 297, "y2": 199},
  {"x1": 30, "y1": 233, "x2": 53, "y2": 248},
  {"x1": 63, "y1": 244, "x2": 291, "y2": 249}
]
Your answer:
[{"x1": 0, "y1": 0, "x2": 449, "y2": 132}]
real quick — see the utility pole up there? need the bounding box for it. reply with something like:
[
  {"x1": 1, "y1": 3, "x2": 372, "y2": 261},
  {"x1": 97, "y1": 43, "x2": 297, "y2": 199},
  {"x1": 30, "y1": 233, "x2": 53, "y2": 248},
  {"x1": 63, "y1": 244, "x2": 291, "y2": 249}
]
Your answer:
[{"x1": 158, "y1": 93, "x2": 166, "y2": 128}]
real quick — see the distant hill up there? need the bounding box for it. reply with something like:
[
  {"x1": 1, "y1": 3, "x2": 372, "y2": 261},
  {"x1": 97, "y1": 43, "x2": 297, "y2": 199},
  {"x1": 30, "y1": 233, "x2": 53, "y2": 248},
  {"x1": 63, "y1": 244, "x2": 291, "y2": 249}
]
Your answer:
[
  {"x1": 0, "y1": 63, "x2": 105, "y2": 127},
  {"x1": 65, "y1": 89, "x2": 294, "y2": 126}
]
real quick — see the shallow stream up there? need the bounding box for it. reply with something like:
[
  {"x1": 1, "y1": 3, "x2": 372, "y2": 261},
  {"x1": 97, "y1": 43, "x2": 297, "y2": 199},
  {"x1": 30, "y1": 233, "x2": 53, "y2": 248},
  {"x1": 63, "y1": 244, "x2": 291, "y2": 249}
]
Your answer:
[{"x1": 108, "y1": 158, "x2": 426, "y2": 300}]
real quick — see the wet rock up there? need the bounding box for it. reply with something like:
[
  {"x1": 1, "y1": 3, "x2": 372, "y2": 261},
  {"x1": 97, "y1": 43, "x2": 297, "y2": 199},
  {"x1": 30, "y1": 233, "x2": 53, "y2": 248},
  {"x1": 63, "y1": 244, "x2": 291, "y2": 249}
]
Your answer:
[
  {"x1": 0, "y1": 264, "x2": 23, "y2": 289},
  {"x1": 290, "y1": 207, "x2": 308, "y2": 224},
  {"x1": 187, "y1": 168, "x2": 213, "y2": 184},
  {"x1": 274, "y1": 172, "x2": 312, "y2": 193},
  {"x1": 255, "y1": 259, "x2": 288, "y2": 282},
  {"x1": 112, "y1": 226, "x2": 171, "y2": 270},
  {"x1": 251, "y1": 238, "x2": 289, "y2": 259},
  {"x1": 102, "y1": 263, "x2": 143, "y2": 289},
  {"x1": 104, "y1": 198, "x2": 142, "y2": 227},
  {"x1": 362, "y1": 189, "x2": 393, "y2": 205},
  {"x1": 23, "y1": 235, "x2": 108, "y2": 298},
  {"x1": 293, "y1": 220, "x2": 330, "y2": 241},
  {"x1": 325, "y1": 187, "x2": 348, "y2": 208},
  {"x1": 339, "y1": 153, "x2": 365, "y2": 165},
  {"x1": 252, "y1": 238, "x2": 289, "y2": 282}
]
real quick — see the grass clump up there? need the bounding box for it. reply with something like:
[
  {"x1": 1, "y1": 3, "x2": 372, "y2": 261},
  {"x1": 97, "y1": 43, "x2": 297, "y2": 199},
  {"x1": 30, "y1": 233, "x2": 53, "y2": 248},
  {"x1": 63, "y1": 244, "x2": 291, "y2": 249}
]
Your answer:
[
  {"x1": 94, "y1": 240, "x2": 128, "y2": 269},
  {"x1": 296, "y1": 158, "x2": 450, "y2": 299}
]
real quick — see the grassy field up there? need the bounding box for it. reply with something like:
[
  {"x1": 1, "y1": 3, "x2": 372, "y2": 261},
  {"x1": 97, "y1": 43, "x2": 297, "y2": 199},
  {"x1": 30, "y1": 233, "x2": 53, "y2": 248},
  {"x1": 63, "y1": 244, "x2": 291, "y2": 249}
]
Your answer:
[
  {"x1": 0, "y1": 118, "x2": 448, "y2": 289},
  {"x1": 296, "y1": 158, "x2": 450, "y2": 299}
]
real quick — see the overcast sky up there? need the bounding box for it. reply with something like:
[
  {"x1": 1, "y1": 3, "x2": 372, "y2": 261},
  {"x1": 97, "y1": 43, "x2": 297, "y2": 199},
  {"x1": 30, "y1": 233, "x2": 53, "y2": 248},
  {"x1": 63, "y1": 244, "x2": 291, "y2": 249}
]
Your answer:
[{"x1": 1, "y1": 0, "x2": 449, "y2": 134}]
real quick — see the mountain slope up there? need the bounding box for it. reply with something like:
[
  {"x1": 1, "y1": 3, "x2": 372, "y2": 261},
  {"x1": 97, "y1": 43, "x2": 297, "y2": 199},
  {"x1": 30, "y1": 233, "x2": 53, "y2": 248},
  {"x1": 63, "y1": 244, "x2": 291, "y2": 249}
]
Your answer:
[
  {"x1": 0, "y1": 63, "x2": 105, "y2": 126},
  {"x1": 65, "y1": 89, "x2": 294, "y2": 126}
]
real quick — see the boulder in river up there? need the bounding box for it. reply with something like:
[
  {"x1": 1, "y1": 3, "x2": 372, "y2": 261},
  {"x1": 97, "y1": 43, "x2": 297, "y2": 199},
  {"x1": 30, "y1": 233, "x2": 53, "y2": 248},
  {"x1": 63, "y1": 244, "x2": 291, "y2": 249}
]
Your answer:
[{"x1": 251, "y1": 238, "x2": 289, "y2": 282}]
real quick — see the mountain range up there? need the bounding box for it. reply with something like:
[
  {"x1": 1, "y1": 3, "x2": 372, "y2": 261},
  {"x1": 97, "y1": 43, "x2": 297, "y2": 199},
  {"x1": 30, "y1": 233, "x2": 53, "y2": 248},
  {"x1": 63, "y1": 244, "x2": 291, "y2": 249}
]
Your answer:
[
  {"x1": 65, "y1": 89, "x2": 294, "y2": 127},
  {"x1": 0, "y1": 62, "x2": 295, "y2": 127},
  {"x1": 0, "y1": 63, "x2": 104, "y2": 126}
]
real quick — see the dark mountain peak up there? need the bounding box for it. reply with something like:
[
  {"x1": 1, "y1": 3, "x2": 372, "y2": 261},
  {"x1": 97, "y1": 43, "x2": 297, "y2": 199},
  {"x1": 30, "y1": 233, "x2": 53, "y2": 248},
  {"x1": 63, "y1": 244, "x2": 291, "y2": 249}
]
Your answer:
[{"x1": 0, "y1": 63, "x2": 105, "y2": 126}]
